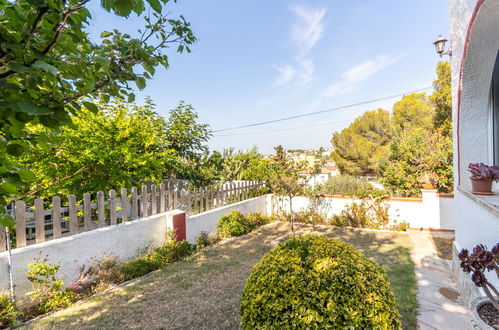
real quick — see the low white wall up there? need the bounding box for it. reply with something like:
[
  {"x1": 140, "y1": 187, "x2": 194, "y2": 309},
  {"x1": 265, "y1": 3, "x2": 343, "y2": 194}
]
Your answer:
[
  {"x1": 186, "y1": 194, "x2": 272, "y2": 243},
  {"x1": 275, "y1": 190, "x2": 455, "y2": 230},
  {"x1": 0, "y1": 210, "x2": 181, "y2": 297}
]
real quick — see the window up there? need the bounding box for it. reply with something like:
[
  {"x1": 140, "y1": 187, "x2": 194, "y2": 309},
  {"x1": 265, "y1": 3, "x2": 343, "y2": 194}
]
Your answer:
[{"x1": 492, "y1": 50, "x2": 499, "y2": 165}]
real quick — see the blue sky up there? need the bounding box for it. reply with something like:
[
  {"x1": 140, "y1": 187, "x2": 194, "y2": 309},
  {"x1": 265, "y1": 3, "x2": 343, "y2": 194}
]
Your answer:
[{"x1": 86, "y1": 0, "x2": 449, "y2": 154}]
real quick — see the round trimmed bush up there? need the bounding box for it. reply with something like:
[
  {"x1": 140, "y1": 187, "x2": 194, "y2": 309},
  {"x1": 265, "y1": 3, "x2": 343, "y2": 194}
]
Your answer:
[
  {"x1": 240, "y1": 235, "x2": 401, "y2": 329},
  {"x1": 217, "y1": 210, "x2": 254, "y2": 238}
]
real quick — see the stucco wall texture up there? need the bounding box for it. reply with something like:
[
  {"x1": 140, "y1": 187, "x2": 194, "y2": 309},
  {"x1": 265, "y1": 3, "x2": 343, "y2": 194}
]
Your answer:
[{"x1": 449, "y1": 0, "x2": 499, "y2": 305}]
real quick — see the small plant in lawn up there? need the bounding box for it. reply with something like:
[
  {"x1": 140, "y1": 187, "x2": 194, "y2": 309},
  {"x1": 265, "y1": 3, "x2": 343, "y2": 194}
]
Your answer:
[
  {"x1": 245, "y1": 212, "x2": 272, "y2": 227},
  {"x1": 217, "y1": 210, "x2": 254, "y2": 238},
  {"x1": 195, "y1": 231, "x2": 219, "y2": 250},
  {"x1": 0, "y1": 293, "x2": 19, "y2": 328},
  {"x1": 459, "y1": 243, "x2": 499, "y2": 310},
  {"x1": 26, "y1": 256, "x2": 76, "y2": 315}
]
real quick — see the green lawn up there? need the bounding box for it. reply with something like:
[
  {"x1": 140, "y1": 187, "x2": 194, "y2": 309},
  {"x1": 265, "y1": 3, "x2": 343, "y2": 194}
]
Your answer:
[{"x1": 25, "y1": 222, "x2": 418, "y2": 329}]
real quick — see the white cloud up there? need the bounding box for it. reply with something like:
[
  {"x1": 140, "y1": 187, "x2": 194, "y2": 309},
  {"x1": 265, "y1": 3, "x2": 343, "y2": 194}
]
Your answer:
[
  {"x1": 290, "y1": 5, "x2": 327, "y2": 56},
  {"x1": 297, "y1": 58, "x2": 315, "y2": 86},
  {"x1": 273, "y1": 5, "x2": 327, "y2": 88},
  {"x1": 273, "y1": 64, "x2": 296, "y2": 87},
  {"x1": 325, "y1": 55, "x2": 400, "y2": 98}
]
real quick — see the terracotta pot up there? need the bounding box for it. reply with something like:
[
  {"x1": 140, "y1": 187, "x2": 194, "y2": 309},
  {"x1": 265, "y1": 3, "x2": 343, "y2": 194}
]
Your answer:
[
  {"x1": 421, "y1": 184, "x2": 435, "y2": 190},
  {"x1": 471, "y1": 178, "x2": 493, "y2": 194}
]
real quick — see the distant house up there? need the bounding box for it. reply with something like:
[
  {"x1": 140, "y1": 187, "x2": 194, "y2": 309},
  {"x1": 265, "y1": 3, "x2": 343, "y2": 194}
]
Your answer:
[
  {"x1": 300, "y1": 166, "x2": 340, "y2": 187},
  {"x1": 449, "y1": 0, "x2": 499, "y2": 304}
]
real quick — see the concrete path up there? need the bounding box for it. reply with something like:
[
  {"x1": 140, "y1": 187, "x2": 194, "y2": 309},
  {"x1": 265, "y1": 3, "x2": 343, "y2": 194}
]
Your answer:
[{"x1": 409, "y1": 232, "x2": 472, "y2": 330}]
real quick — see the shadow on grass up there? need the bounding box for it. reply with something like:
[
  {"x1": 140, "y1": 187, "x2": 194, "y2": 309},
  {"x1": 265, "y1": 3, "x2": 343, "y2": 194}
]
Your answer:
[{"x1": 25, "y1": 223, "x2": 418, "y2": 330}]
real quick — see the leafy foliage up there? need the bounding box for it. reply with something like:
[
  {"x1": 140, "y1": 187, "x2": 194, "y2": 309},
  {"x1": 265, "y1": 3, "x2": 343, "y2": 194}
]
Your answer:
[
  {"x1": 331, "y1": 194, "x2": 391, "y2": 229},
  {"x1": 267, "y1": 145, "x2": 307, "y2": 236},
  {"x1": 432, "y1": 61, "x2": 452, "y2": 134},
  {"x1": 0, "y1": 293, "x2": 19, "y2": 328},
  {"x1": 19, "y1": 99, "x2": 210, "y2": 197},
  {"x1": 119, "y1": 239, "x2": 195, "y2": 281},
  {"x1": 217, "y1": 210, "x2": 254, "y2": 238},
  {"x1": 245, "y1": 212, "x2": 272, "y2": 227},
  {"x1": 26, "y1": 256, "x2": 77, "y2": 315},
  {"x1": 331, "y1": 109, "x2": 392, "y2": 176},
  {"x1": 391, "y1": 93, "x2": 434, "y2": 132},
  {"x1": 240, "y1": 235, "x2": 402, "y2": 329},
  {"x1": 458, "y1": 244, "x2": 499, "y2": 310},
  {"x1": 0, "y1": 0, "x2": 196, "y2": 226},
  {"x1": 468, "y1": 163, "x2": 499, "y2": 181},
  {"x1": 379, "y1": 127, "x2": 453, "y2": 197},
  {"x1": 314, "y1": 175, "x2": 374, "y2": 195}
]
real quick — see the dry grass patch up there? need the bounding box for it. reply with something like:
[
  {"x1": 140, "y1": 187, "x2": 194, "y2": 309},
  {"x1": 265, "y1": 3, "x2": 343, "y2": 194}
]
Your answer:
[{"x1": 25, "y1": 222, "x2": 417, "y2": 330}]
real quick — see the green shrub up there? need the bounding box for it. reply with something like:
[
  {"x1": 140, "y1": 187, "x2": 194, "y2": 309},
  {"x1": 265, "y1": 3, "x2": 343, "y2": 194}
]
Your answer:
[
  {"x1": 246, "y1": 212, "x2": 272, "y2": 227},
  {"x1": 217, "y1": 210, "x2": 254, "y2": 238},
  {"x1": 240, "y1": 236, "x2": 401, "y2": 329},
  {"x1": 195, "y1": 231, "x2": 219, "y2": 249},
  {"x1": 316, "y1": 175, "x2": 374, "y2": 195},
  {"x1": 0, "y1": 293, "x2": 19, "y2": 328},
  {"x1": 332, "y1": 195, "x2": 390, "y2": 229},
  {"x1": 120, "y1": 240, "x2": 195, "y2": 281},
  {"x1": 26, "y1": 256, "x2": 77, "y2": 315}
]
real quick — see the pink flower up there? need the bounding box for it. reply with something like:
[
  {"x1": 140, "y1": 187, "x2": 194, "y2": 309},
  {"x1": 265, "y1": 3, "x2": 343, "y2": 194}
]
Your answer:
[
  {"x1": 33, "y1": 258, "x2": 37, "y2": 261},
  {"x1": 69, "y1": 282, "x2": 76, "y2": 288}
]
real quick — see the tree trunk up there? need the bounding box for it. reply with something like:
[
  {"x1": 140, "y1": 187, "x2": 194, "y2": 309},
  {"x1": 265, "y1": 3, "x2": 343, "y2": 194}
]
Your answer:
[{"x1": 289, "y1": 195, "x2": 295, "y2": 237}]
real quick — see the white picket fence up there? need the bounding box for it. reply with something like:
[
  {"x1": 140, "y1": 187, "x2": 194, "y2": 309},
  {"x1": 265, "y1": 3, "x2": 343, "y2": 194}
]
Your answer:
[{"x1": 0, "y1": 180, "x2": 265, "y2": 250}]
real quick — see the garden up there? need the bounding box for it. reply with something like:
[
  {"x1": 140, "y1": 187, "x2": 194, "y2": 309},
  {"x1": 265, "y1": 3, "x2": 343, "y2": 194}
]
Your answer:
[{"x1": 1, "y1": 211, "x2": 418, "y2": 329}]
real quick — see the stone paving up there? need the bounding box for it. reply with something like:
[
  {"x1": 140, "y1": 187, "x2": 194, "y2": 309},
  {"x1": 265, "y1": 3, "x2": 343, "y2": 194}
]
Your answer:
[{"x1": 409, "y1": 231, "x2": 473, "y2": 330}]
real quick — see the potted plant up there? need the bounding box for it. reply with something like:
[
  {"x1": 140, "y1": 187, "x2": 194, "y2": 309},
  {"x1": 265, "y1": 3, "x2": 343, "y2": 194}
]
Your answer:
[
  {"x1": 418, "y1": 171, "x2": 438, "y2": 190},
  {"x1": 459, "y1": 244, "x2": 499, "y2": 329},
  {"x1": 468, "y1": 163, "x2": 499, "y2": 195}
]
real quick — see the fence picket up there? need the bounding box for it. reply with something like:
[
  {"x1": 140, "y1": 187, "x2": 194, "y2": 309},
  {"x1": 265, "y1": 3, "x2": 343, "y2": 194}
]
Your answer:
[
  {"x1": 160, "y1": 183, "x2": 166, "y2": 213},
  {"x1": 15, "y1": 200, "x2": 27, "y2": 247},
  {"x1": 151, "y1": 184, "x2": 157, "y2": 215},
  {"x1": 68, "y1": 195, "x2": 78, "y2": 234},
  {"x1": 52, "y1": 196, "x2": 62, "y2": 239},
  {"x1": 120, "y1": 188, "x2": 129, "y2": 222},
  {"x1": 83, "y1": 193, "x2": 92, "y2": 230},
  {"x1": 109, "y1": 190, "x2": 117, "y2": 225},
  {"x1": 0, "y1": 225, "x2": 5, "y2": 252},
  {"x1": 167, "y1": 182, "x2": 173, "y2": 211},
  {"x1": 131, "y1": 187, "x2": 138, "y2": 220},
  {"x1": 35, "y1": 197, "x2": 45, "y2": 243},
  {"x1": 186, "y1": 188, "x2": 192, "y2": 214},
  {"x1": 141, "y1": 185, "x2": 148, "y2": 218},
  {"x1": 97, "y1": 191, "x2": 105, "y2": 228}
]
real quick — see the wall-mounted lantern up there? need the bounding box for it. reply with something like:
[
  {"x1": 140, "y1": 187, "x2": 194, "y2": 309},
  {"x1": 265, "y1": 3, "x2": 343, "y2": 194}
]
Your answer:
[{"x1": 433, "y1": 35, "x2": 452, "y2": 57}]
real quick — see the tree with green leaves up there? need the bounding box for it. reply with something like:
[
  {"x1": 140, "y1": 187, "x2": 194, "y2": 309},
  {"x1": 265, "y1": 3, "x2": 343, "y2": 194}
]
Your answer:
[
  {"x1": 431, "y1": 61, "x2": 452, "y2": 135},
  {"x1": 391, "y1": 93, "x2": 434, "y2": 132},
  {"x1": 267, "y1": 145, "x2": 307, "y2": 236},
  {"x1": 378, "y1": 127, "x2": 453, "y2": 197},
  {"x1": 331, "y1": 109, "x2": 392, "y2": 176},
  {"x1": 19, "y1": 99, "x2": 210, "y2": 197},
  {"x1": 0, "y1": 0, "x2": 195, "y2": 226}
]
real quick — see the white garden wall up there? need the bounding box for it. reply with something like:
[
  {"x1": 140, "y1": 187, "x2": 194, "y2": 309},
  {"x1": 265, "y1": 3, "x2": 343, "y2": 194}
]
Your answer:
[
  {"x1": 186, "y1": 194, "x2": 272, "y2": 243},
  {"x1": 276, "y1": 190, "x2": 455, "y2": 230},
  {"x1": 0, "y1": 210, "x2": 183, "y2": 297}
]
